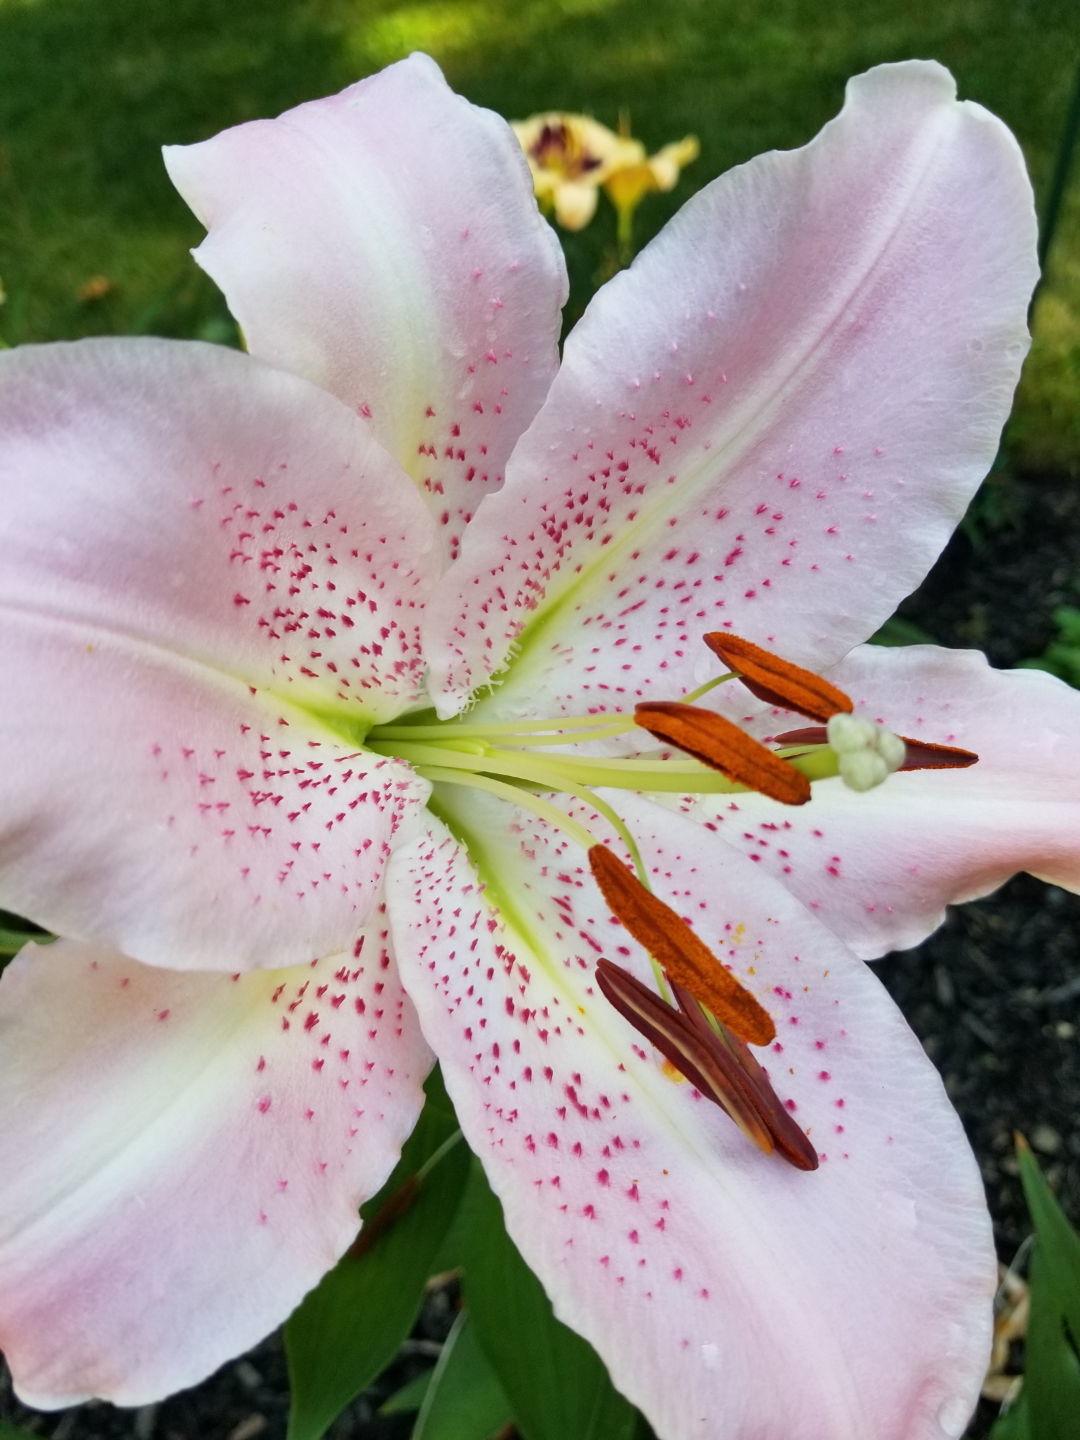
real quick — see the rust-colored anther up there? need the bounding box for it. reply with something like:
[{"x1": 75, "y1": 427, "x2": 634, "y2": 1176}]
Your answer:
[
  {"x1": 595, "y1": 959, "x2": 818, "y2": 1171},
  {"x1": 635, "y1": 701, "x2": 811, "y2": 806},
  {"x1": 703, "y1": 631, "x2": 853, "y2": 722},
  {"x1": 772, "y1": 726, "x2": 979, "y2": 771},
  {"x1": 588, "y1": 845, "x2": 776, "y2": 1046},
  {"x1": 669, "y1": 977, "x2": 820, "y2": 1171}
]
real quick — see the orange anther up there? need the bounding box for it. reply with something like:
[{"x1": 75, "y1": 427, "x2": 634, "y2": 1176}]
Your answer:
[
  {"x1": 589, "y1": 845, "x2": 776, "y2": 1046},
  {"x1": 635, "y1": 701, "x2": 811, "y2": 806},
  {"x1": 703, "y1": 632, "x2": 853, "y2": 722}
]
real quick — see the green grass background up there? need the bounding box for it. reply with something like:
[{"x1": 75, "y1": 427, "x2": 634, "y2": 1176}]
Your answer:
[{"x1": 1, "y1": 0, "x2": 1078, "y2": 471}]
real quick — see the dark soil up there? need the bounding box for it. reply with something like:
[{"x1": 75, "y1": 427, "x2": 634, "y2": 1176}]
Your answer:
[{"x1": 3, "y1": 467, "x2": 1079, "y2": 1440}]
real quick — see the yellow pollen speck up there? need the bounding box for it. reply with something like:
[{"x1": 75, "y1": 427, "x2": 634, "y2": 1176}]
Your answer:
[
  {"x1": 733, "y1": 923, "x2": 746, "y2": 942},
  {"x1": 661, "y1": 1059, "x2": 689, "y2": 1085}
]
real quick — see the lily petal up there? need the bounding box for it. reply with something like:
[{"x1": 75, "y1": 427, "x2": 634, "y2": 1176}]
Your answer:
[
  {"x1": 0, "y1": 338, "x2": 433, "y2": 969},
  {"x1": 426, "y1": 61, "x2": 1036, "y2": 717},
  {"x1": 673, "y1": 644, "x2": 1080, "y2": 958},
  {"x1": 387, "y1": 789, "x2": 994, "y2": 1440},
  {"x1": 0, "y1": 930, "x2": 431, "y2": 1408},
  {"x1": 165, "y1": 53, "x2": 568, "y2": 559}
]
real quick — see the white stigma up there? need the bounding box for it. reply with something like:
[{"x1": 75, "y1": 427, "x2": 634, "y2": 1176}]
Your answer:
[{"x1": 826, "y1": 711, "x2": 907, "y2": 792}]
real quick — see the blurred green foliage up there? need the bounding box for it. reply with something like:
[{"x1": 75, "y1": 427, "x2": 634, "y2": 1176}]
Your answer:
[
  {"x1": 0, "y1": 0, "x2": 1078, "y2": 471},
  {"x1": 1020, "y1": 604, "x2": 1080, "y2": 685}
]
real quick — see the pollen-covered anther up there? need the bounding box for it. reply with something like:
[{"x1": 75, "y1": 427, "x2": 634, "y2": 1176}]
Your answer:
[
  {"x1": 826, "y1": 712, "x2": 906, "y2": 792},
  {"x1": 595, "y1": 959, "x2": 818, "y2": 1171},
  {"x1": 588, "y1": 844, "x2": 775, "y2": 1045},
  {"x1": 702, "y1": 631, "x2": 854, "y2": 722},
  {"x1": 634, "y1": 701, "x2": 811, "y2": 806}
]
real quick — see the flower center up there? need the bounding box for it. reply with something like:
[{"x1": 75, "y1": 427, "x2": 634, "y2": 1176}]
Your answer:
[
  {"x1": 367, "y1": 631, "x2": 975, "y2": 1169},
  {"x1": 529, "y1": 120, "x2": 605, "y2": 179}
]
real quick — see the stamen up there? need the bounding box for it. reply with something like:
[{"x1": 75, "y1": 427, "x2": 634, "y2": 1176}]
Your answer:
[
  {"x1": 373, "y1": 711, "x2": 634, "y2": 741},
  {"x1": 702, "y1": 631, "x2": 853, "y2": 722},
  {"x1": 588, "y1": 844, "x2": 776, "y2": 1045},
  {"x1": 669, "y1": 978, "x2": 820, "y2": 1171},
  {"x1": 894, "y1": 738, "x2": 979, "y2": 771},
  {"x1": 772, "y1": 727, "x2": 979, "y2": 771},
  {"x1": 421, "y1": 767, "x2": 601, "y2": 852},
  {"x1": 634, "y1": 701, "x2": 811, "y2": 806},
  {"x1": 372, "y1": 735, "x2": 758, "y2": 795},
  {"x1": 595, "y1": 960, "x2": 818, "y2": 1170}
]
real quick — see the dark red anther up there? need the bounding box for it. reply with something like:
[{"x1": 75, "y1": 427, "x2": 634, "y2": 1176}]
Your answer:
[{"x1": 595, "y1": 959, "x2": 819, "y2": 1171}]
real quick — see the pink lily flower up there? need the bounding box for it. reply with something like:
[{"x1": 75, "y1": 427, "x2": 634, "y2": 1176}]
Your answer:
[{"x1": 1, "y1": 53, "x2": 1077, "y2": 1438}]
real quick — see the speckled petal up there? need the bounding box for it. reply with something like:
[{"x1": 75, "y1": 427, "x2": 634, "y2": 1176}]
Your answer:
[
  {"x1": 670, "y1": 644, "x2": 1080, "y2": 959},
  {"x1": 387, "y1": 788, "x2": 994, "y2": 1440},
  {"x1": 0, "y1": 928, "x2": 431, "y2": 1408},
  {"x1": 165, "y1": 53, "x2": 567, "y2": 561},
  {"x1": 0, "y1": 338, "x2": 434, "y2": 970},
  {"x1": 426, "y1": 61, "x2": 1036, "y2": 718}
]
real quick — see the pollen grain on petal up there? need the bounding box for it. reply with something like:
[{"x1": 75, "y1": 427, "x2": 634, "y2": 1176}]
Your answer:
[
  {"x1": 702, "y1": 631, "x2": 853, "y2": 723},
  {"x1": 588, "y1": 844, "x2": 775, "y2": 1045},
  {"x1": 635, "y1": 701, "x2": 811, "y2": 806}
]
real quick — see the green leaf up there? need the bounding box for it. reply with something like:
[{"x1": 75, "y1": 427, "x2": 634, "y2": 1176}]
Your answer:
[
  {"x1": 1010, "y1": 1139, "x2": 1080, "y2": 1439},
  {"x1": 380, "y1": 1367, "x2": 433, "y2": 1415},
  {"x1": 989, "y1": 1396, "x2": 1030, "y2": 1440},
  {"x1": 413, "y1": 1310, "x2": 513, "y2": 1440},
  {"x1": 869, "y1": 614, "x2": 936, "y2": 647},
  {"x1": 1017, "y1": 1244, "x2": 1080, "y2": 1440},
  {"x1": 0, "y1": 1423, "x2": 37, "y2": 1440},
  {"x1": 1017, "y1": 1138, "x2": 1080, "y2": 1345},
  {"x1": 284, "y1": 1069, "x2": 469, "y2": 1440},
  {"x1": 459, "y1": 1162, "x2": 645, "y2": 1440},
  {"x1": 0, "y1": 917, "x2": 52, "y2": 957}
]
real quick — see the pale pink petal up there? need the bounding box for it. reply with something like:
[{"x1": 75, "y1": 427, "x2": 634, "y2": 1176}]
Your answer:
[
  {"x1": 165, "y1": 53, "x2": 567, "y2": 561},
  {"x1": 0, "y1": 338, "x2": 439, "y2": 719},
  {"x1": 387, "y1": 790, "x2": 994, "y2": 1440},
  {"x1": 426, "y1": 61, "x2": 1036, "y2": 718},
  {"x1": 0, "y1": 338, "x2": 434, "y2": 970},
  {"x1": 674, "y1": 644, "x2": 1080, "y2": 959},
  {"x1": 0, "y1": 928, "x2": 431, "y2": 1408}
]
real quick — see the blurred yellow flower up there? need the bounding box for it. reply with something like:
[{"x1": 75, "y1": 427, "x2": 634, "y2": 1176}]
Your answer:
[
  {"x1": 512, "y1": 112, "x2": 698, "y2": 243},
  {"x1": 512, "y1": 112, "x2": 638, "y2": 230}
]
